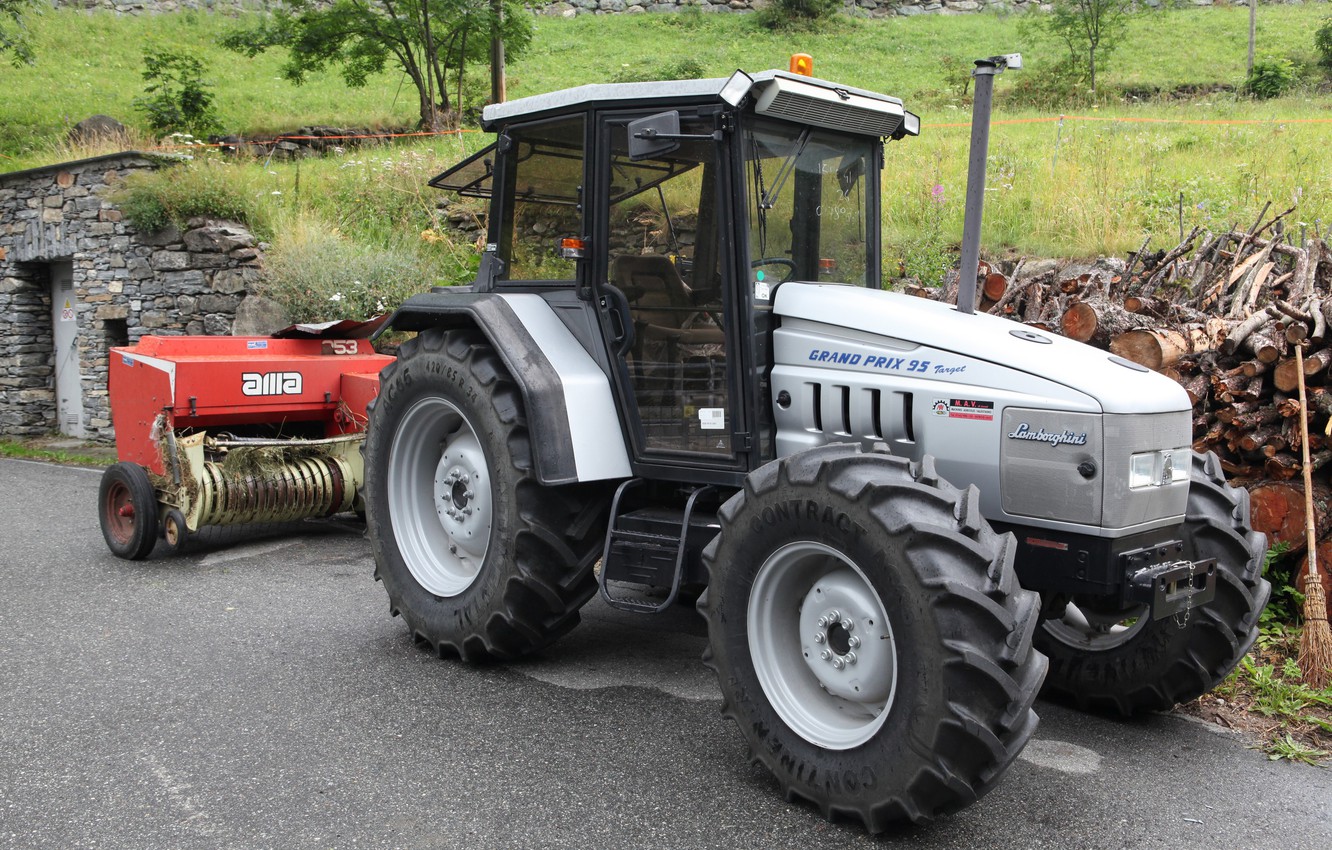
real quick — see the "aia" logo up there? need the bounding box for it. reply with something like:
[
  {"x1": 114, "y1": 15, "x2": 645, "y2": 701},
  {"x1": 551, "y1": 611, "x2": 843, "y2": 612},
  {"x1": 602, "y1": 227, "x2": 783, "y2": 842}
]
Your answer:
[{"x1": 241, "y1": 371, "x2": 303, "y2": 396}]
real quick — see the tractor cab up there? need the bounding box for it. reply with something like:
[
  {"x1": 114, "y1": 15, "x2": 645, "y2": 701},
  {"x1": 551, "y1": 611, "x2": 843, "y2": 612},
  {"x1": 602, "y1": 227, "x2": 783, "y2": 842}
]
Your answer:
[{"x1": 429, "y1": 68, "x2": 919, "y2": 480}]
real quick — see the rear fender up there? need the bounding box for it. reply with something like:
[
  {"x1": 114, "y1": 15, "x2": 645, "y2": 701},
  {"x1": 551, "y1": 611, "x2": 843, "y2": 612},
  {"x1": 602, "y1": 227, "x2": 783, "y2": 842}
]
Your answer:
[{"x1": 384, "y1": 291, "x2": 631, "y2": 485}]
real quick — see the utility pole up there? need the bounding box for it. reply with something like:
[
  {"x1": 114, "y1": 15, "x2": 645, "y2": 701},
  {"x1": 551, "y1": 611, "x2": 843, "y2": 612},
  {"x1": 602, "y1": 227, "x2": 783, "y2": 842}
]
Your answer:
[
  {"x1": 1248, "y1": 0, "x2": 1256, "y2": 75},
  {"x1": 490, "y1": 0, "x2": 506, "y2": 104}
]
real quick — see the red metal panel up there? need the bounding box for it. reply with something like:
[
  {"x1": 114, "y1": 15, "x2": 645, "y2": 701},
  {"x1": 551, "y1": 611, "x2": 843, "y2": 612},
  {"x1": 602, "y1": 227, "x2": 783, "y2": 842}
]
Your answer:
[{"x1": 108, "y1": 336, "x2": 395, "y2": 472}]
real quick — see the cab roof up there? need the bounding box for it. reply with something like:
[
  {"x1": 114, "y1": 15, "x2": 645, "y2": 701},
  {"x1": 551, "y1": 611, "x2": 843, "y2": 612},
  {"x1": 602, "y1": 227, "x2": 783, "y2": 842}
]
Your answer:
[{"x1": 480, "y1": 69, "x2": 909, "y2": 133}]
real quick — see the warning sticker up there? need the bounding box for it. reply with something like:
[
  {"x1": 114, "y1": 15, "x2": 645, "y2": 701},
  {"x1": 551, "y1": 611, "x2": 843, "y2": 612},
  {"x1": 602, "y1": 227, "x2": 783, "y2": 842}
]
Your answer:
[
  {"x1": 247, "y1": 339, "x2": 269, "y2": 350},
  {"x1": 699, "y1": 408, "x2": 726, "y2": 430},
  {"x1": 933, "y1": 398, "x2": 994, "y2": 421},
  {"x1": 60, "y1": 299, "x2": 75, "y2": 322}
]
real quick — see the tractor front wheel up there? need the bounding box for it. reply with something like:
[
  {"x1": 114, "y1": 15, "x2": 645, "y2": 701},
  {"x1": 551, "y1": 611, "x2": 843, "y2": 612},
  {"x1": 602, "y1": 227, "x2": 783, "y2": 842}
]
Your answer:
[
  {"x1": 98, "y1": 462, "x2": 159, "y2": 560},
  {"x1": 701, "y1": 444, "x2": 1046, "y2": 830},
  {"x1": 363, "y1": 327, "x2": 608, "y2": 661},
  {"x1": 1034, "y1": 450, "x2": 1270, "y2": 714}
]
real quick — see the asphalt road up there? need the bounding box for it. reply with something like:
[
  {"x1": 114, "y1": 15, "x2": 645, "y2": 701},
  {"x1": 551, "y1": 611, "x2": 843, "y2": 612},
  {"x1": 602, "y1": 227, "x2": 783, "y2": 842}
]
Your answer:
[{"x1": 2, "y1": 457, "x2": 1330, "y2": 850}]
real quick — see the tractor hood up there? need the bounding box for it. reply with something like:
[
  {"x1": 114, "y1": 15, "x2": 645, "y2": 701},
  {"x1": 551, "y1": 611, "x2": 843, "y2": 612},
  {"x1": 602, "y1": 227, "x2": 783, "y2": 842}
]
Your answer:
[{"x1": 772, "y1": 282, "x2": 1190, "y2": 416}]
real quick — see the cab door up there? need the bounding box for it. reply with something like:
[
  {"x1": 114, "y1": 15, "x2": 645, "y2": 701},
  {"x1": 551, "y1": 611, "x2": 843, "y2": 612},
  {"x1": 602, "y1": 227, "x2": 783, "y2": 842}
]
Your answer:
[{"x1": 592, "y1": 109, "x2": 748, "y2": 475}]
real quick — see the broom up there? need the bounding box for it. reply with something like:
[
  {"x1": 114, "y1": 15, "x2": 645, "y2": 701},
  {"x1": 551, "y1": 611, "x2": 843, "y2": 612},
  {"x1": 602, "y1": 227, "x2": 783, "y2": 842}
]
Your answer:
[{"x1": 1295, "y1": 342, "x2": 1332, "y2": 689}]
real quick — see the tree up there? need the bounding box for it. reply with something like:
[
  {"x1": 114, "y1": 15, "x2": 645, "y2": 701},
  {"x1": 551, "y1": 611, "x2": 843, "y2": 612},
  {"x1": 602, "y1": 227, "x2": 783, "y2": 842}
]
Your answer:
[
  {"x1": 1, "y1": 0, "x2": 38, "y2": 67},
  {"x1": 133, "y1": 49, "x2": 221, "y2": 137},
  {"x1": 221, "y1": 0, "x2": 533, "y2": 131},
  {"x1": 1039, "y1": 0, "x2": 1133, "y2": 96}
]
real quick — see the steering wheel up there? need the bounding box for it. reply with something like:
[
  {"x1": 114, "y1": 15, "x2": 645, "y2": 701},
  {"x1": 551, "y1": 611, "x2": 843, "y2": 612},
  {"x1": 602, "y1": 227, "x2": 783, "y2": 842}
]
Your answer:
[{"x1": 751, "y1": 257, "x2": 797, "y2": 283}]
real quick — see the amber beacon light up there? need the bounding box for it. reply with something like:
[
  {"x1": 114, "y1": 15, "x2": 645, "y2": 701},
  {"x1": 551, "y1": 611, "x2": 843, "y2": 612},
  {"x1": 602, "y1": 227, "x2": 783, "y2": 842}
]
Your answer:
[{"x1": 789, "y1": 53, "x2": 813, "y2": 76}]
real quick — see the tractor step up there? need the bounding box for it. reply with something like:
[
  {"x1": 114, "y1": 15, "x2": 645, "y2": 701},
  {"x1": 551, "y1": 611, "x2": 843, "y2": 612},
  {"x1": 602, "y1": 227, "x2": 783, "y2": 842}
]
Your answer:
[{"x1": 598, "y1": 480, "x2": 716, "y2": 613}]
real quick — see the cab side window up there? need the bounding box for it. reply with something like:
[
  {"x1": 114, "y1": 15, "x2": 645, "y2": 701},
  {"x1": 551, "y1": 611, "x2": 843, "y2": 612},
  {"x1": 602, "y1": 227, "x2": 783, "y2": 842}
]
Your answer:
[{"x1": 499, "y1": 116, "x2": 585, "y2": 282}]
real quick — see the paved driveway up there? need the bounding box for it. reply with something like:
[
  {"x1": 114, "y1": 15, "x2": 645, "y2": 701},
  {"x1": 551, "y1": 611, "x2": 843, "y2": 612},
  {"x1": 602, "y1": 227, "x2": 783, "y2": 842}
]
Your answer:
[{"x1": 2, "y1": 458, "x2": 1330, "y2": 849}]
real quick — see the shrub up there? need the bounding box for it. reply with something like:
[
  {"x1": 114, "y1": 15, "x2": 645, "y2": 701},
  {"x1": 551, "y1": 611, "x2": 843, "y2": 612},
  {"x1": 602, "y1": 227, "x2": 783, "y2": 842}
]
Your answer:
[
  {"x1": 1245, "y1": 56, "x2": 1296, "y2": 100},
  {"x1": 755, "y1": 0, "x2": 841, "y2": 30},
  {"x1": 260, "y1": 218, "x2": 476, "y2": 322},
  {"x1": 110, "y1": 157, "x2": 270, "y2": 237},
  {"x1": 1315, "y1": 16, "x2": 1332, "y2": 68},
  {"x1": 133, "y1": 49, "x2": 221, "y2": 137}
]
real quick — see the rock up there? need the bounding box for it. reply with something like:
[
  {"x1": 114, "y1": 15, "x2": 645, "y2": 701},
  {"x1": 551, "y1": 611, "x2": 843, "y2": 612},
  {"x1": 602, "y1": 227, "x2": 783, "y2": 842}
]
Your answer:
[
  {"x1": 184, "y1": 223, "x2": 255, "y2": 254},
  {"x1": 231, "y1": 295, "x2": 291, "y2": 337},
  {"x1": 202, "y1": 314, "x2": 232, "y2": 335},
  {"x1": 211, "y1": 267, "x2": 261, "y2": 294},
  {"x1": 67, "y1": 115, "x2": 129, "y2": 146}
]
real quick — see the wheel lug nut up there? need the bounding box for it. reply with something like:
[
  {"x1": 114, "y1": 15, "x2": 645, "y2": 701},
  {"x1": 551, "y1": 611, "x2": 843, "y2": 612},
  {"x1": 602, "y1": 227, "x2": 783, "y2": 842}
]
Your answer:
[
  {"x1": 464, "y1": 490, "x2": 475, "y2": 499},
  {"x1": 828, "y1": 610, "x2": 841, "y2": 622},
  {"x1": 817, "y1": 616, "x2": 829, "y2": 628},
  {"x1": 820, "y1": 649, "x2": 831, "y2": 661},
  {"x1": 813, "y1": 633, "x2": 826, "y2": 644},
  {"x1": 832, "y1": 657, "x2": 846, "y2": 670},
  {"x1": 841, "y1": 618, "x2": 854, "y2": 632},
  {"x1": 845, "y1": 652, "x2": 857, "y2": 665},
  {"x1": 848, "y1": 636, "x2": 861, "y2": 649}
]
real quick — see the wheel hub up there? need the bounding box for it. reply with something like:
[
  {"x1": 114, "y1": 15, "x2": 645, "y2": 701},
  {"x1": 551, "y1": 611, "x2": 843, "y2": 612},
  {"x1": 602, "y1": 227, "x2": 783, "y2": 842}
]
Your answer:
[{"x1": 798, "y1": 570, "x2": 893, "y2": 703}]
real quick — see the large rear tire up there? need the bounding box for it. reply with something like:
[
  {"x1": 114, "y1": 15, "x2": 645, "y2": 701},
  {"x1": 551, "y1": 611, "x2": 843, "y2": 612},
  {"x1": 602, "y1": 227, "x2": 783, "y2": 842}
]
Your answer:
[
  {"x1": 701, "y1": 444, "x2": 1046, "y2": 830},
  {"x1": 1034, "y1": 450, "x2": 1270, "y2": 714},
  {"x1": 364, "y1": 328, "x2": 609, "y2": 661}
]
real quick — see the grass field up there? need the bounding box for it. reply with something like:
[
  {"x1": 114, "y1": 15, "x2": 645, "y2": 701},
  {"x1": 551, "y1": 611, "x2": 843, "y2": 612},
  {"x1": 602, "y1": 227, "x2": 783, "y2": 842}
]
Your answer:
[{"x1": 3, "y1": 4, "x2": 1332, "y2": 280}]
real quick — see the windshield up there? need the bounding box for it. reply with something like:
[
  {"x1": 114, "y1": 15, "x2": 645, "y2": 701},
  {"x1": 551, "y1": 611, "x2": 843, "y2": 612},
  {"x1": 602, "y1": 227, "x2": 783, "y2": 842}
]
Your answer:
[{"x1": 743, "y1": 118, "x2": 875, "y2": 290}]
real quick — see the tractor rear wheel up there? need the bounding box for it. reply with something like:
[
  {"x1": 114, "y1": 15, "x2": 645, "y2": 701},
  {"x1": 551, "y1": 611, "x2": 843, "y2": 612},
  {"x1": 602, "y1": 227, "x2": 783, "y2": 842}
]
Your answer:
[
  {"x1": 98, "y1": 462, "x2": 159, "y2": 560},
  {"x1": 701, "y1": 444, "x2": 1046, "y2": 830},
  {"x1": 364, "y1": 327, "x2": 608, "y2": 661},
  {"x1": 1033, "y1": 450, "x2": 1270, "y2": 714}
]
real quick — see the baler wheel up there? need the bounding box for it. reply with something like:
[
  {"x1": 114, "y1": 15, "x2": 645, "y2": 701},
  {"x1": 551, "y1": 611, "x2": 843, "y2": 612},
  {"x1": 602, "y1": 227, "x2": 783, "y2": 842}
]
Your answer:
[
  {"x1": 162, "y1": 509, "x2": 189, "y2": 554},
  {"x1": 1034, "y1": 450, "x2": 1271, "y2": 714},
  {"x1": 701, "y1": 443, "x2": 1046, "y2": 831},
  {"x1": 98, "y1": 462, "x2": 159, "y2": 560},
  {"x1": 364, "y1": 327, "x2": 609, "y2": 661}
]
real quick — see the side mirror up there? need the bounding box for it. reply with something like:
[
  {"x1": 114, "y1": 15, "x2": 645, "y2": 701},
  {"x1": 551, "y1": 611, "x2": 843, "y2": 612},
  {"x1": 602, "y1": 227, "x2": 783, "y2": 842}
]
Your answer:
[{"x1": 628, "y1": 111, "x2": 683, "y2": 161}]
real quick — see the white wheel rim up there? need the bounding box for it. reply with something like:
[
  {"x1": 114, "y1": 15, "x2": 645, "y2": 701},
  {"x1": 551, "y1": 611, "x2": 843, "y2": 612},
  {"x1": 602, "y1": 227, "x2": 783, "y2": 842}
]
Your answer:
[
  {"x1": 388, "y1": 396, "x2": 493, "y2": 597},
  {"x1": 747, "y1": 541, "x2": 897, "y2": 750},
  {"x1": 1043, "y1": 599, "x2": 1148, "y2": 650}
]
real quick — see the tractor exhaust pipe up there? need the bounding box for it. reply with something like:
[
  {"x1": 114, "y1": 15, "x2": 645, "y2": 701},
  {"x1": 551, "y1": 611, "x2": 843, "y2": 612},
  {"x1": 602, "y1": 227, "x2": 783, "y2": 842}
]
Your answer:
[{"x1": 957, "y1": 54, "x2": 1020, "y2": 316}]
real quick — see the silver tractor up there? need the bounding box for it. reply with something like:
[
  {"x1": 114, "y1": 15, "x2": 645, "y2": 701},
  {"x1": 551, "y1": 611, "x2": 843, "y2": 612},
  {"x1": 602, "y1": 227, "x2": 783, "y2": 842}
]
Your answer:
[{"x1": 362, "y1": 61, "x2": 1268, "y2": 831}]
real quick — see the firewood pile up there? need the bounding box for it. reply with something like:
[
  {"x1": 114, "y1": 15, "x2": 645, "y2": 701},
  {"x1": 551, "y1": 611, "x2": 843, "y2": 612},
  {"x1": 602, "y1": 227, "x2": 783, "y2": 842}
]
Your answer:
[{"x1": 917, "y1": 204, "x2": 1332, "y2": 601}]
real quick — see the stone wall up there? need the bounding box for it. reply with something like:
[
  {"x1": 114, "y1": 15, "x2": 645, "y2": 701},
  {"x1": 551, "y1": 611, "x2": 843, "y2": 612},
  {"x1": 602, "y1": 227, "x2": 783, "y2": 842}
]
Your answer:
[
  {"x1": 48, "y1": 0, "x2": 1304, "y2": 16},
  {"x1": 0, "y1": 152, "x2": 268, "y2": 441}
]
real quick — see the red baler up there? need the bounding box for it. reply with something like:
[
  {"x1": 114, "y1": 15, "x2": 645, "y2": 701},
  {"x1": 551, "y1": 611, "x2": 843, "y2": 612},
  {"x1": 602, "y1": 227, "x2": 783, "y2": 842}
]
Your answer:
[{"x1": 99, "y1": 334, "x2": 394, "y2": 559}]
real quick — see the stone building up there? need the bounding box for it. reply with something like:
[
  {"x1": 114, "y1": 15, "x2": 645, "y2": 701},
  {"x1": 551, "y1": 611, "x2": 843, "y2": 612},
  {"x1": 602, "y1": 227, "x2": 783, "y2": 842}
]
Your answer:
[{"x1": 0, "y1": 152, "x2": 269, "y2": 441}]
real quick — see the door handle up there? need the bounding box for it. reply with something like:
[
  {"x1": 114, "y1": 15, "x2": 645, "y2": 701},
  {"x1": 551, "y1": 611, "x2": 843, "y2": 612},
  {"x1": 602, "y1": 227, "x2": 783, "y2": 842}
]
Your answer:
[{"x1": 600, "y1": 283, "x2": 636, "y2": 358}]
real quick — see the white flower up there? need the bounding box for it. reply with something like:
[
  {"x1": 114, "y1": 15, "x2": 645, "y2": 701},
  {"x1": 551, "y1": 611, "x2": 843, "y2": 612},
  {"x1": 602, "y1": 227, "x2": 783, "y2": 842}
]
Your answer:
[
  {"x1": 271, "y1": 190, "x2": 282, "y2": 195},
  {"x1": 329, "y1": 293, "x2": 343, "y2": 302},
  {"x1": 376, "y1": 299, "x2": 387, "y2": 312}
]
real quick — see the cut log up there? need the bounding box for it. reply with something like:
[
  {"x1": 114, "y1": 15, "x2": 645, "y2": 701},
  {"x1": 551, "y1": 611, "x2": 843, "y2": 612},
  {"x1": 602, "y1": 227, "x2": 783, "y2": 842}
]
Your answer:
[
  {"x1": 1274, "y1": 357, "x2": 1304, "y2": 393},
  {"x1": 1263, "y1": 452, "x2": 1302, "y2": 480},
  {"x1": 1110, "y1": 328, "x2": 1189, "y2": 370},
  {"x1": 1181, "y1": 373, "x2": 1210, "y2": 405},
  {"x1": 1245, "y1": 330, "x2": 1283, "y2": 364},
  {"x1": 1239, "y1": 359, "x2": 1270, "y2": 378},
  {"x1": 1306, "y1": 347, "x2": 1332, "y2": 378},
  {"x1": 1123, "y1": 295, "x2": 1170, "y2": 316},
  {"x1": 1238, "y1": 425, "x2": 1284, "y2": 454},
  {"x1": 1248, "y1": 479, "x2": 1332, "y2": 555},
  {"x1": 1061, "y1": 301, "x2": 1139, "y2": 348},
  {"x1": 1219, "y1": 304, "x2": 1279, "y2": 356},
  {"x1": 983, "y1": 272, "x2": 1008, "y2": 303}
]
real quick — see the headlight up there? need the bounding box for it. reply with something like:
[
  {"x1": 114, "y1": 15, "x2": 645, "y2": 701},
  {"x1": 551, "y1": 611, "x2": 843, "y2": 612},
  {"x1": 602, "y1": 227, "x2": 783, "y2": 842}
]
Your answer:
[{"x1": 1128, "y1": 448, "x2": 1190, "y2": 489}]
